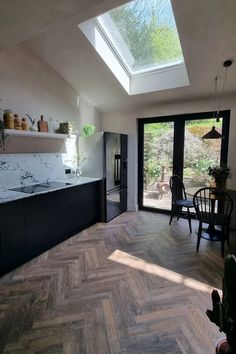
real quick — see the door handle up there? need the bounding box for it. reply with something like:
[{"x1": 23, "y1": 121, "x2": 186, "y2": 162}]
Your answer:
[{"x1": 114, "y1": 154, "x2": 121, "y2": 185}]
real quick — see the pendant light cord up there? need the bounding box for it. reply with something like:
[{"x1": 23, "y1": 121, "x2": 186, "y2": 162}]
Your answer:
[
  {"x1": 216, "y1": 66, "x2": 229, "y2": 121},
  {"x1": 214, "y1": 76, "x2": 218, "y2": 121}
]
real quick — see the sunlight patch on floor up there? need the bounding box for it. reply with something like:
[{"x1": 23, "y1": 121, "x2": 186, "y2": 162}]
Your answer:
[{"x1": 108, "y1": 250, "x2": 220, "y2": 294}]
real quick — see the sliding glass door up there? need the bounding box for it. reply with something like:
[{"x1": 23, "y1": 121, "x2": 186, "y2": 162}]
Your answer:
[
  {"x1": 138, "y1": 111, "x2": 230, "y2": 212},
  {"x1": 142, "y1": 121, "x2": 174, "y2": 211},
  {"x1": 183, "y1": 119, "x2": 223, "y2": 189}
]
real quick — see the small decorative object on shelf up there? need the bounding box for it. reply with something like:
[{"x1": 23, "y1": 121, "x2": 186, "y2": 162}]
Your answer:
[
  {"x1": 21, "y1": 117, "x2": 29, "y2": 131},
  {"x1": 56, "y1": 122, "x2": 72, "y2": 134},
  {"x1": 0, "y1": 119, "x2": 7, "y2": 150},
  {"x1": 3, "y1": 109, "x2": 14, "y2": 129},
  {"x1": 48, "y1": 117, "x2": 55, "y2": 133},
  {"x1": 26, "y1": 114, "x2": 37, "y2": 132},
  {"x1": 13, "y1": 113, "x2": 22, "y2": 130},
  {"x1": 37, "y1": 115, "x2": 48, "y2": 132},
  {"x1": 81, "y1": 123, "x2": 96, "y2": 137},
  {"x1": 206, "y1": 254, "x2": 236, "y2": 354},
  {"x1": 208, "y1": 165, "x2": 231, "y2": 190},
  {"x1": 71, "y1": 152, "x2": 89, "y2": 176}
]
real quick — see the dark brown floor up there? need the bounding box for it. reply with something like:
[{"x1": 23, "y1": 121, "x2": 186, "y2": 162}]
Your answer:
[{"x1": 0, "y1": 211, "x2": 236, "y2": 354}]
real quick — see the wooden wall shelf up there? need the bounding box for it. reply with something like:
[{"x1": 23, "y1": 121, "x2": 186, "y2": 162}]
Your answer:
[
  {"x1": 1, "y1": 130, "x2": 76, "y2": 154},
  {"x1": 5, "y1": 129, "x2": 76, "y2": 139}
]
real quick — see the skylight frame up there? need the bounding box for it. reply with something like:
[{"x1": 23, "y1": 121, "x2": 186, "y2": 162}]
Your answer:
[
  {"x1": 78, "y1": 1, "x2": 189, "y2": 95},
  {"x1": 94, "y1": 17, "x2": 132, "y2": 78},
  {"x1": 95, "y1": 1, "x2": 185, "y2": 76}
]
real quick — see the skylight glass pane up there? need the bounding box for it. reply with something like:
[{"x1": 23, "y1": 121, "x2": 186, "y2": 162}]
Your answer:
[{"x1": 97, "y1": 0, "x2": 184, "y2": 74}]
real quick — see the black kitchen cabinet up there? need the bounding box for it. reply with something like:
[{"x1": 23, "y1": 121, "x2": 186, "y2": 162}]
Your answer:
[
  {"x1": 0, "y1": 181, "x2": 101, "y2": 276},
  {"x1": 0, "y1": 200, "x2": 26, "y2": 272},
  {"x1": 77, "y1": 181, "x2": 101, "y2": 228}
]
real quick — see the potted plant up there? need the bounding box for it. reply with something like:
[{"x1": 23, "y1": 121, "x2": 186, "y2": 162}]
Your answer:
[
  {"x1": 206, "y1": 254, "x2": 236, "y2": 353},
  {"x1": 208, "y1": 165, "x2": 231, "y2": 190},
  {"x1": 81, "y1": 124, "x2": 96, "y2": 137}
]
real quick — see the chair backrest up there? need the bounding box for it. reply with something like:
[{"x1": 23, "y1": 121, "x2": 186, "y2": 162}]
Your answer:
[
  {"x1": 169, "y1": 175, "x2": 186, "y2": 202},
  {"x1": 193, "y1": 187, "x2": 233, "y2": 225}
]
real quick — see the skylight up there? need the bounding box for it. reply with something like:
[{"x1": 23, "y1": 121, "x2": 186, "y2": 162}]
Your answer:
[
  {"x1": 79, "y1": 0, "x2": 189, "y2": 95},
  {"x1": 96, "y1": 0, "x2": 184, "y2": 74}
]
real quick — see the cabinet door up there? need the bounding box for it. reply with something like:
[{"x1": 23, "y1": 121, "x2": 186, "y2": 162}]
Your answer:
[
  {"x1": 0, "y1": 201, "x2": 26, "y2": 272},
  {"x1": 25, "y1": 188, "x2": 79, "y2": 257},
  {"x1": 26, "y1": 206, "x2": 77, "y2": 257},
  {"x1": 77, "y1": 182, "x2": 100, "y2": 229}
]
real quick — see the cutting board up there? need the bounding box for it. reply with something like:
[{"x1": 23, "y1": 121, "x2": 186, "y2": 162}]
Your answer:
[{"x1": 38, "y1": 115, "x2": 48, "y2": 132}]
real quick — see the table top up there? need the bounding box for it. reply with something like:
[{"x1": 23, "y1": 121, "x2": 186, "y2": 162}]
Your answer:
[{"x1": 186, "y1": 187, "x2": 236, "y2": 200}]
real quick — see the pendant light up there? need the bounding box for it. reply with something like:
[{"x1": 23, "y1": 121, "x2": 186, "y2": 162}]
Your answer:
[{"x1": 202, "y1": 59, "x2": 232, "y2": 139}]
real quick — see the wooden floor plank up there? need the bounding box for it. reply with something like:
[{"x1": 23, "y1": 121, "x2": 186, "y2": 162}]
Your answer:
[{"x1": 0, "y1": 211, "x2": 236, "y2": 353}]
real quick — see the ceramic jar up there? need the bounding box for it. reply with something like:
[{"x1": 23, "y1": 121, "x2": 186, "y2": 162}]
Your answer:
[
  {"x1": 21, "y1": 117, "x2": 29, "y2": 131},
  {"x1": 13, "y1": 114, "x2": 22, "y2": 130}
]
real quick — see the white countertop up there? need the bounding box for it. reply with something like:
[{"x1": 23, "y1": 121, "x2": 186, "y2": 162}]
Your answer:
[{"x1": 0, "y1": 176, "x2": 101, "y2": 204}]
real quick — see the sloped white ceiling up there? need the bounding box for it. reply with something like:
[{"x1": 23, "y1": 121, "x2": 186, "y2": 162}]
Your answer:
[
  {"x1": 0, "y1": 0, "x2": 128, "y2": 51},
  {"x1": 1, "y1": 0, "x2": 236, "y2": 112}
]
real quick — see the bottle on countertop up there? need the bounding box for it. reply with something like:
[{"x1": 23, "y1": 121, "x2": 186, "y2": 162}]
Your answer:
[{"x1": 37, "y1": 115, "x2": 48, "y2": 132}]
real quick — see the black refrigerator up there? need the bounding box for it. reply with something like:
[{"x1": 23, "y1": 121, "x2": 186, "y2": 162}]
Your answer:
[
  {"x1": 103, "y1": 132, "x2": 128, "y2": 222},
  {"x1": 79, "y1": 132, "x2": 128, "y2": 222}
]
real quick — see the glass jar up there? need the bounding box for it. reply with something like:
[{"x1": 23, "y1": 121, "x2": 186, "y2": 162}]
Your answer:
[{"x1": 3, "y1": 110, "x2": 14, "y2": 129}]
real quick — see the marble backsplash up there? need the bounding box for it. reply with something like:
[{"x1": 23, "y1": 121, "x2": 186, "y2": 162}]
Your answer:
[{"x1": 0, "y1": 153, "x2": 76, "y2": 190}]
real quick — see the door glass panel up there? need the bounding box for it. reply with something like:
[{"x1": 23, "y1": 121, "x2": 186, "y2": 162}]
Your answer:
[
  {"x1": 183, "y1": 119, "x2": 222, "y2": 189},
  {"x1": 143, "y1": 122, "x2": 174, "y2": 210}
]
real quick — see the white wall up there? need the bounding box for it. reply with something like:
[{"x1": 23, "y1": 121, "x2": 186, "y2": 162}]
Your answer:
[
  {"x1": 0, "y1": 43, "x2": 80, "y2": 188},
  {"x1": 0, "y1": 43, "x2": 79, "y2": 131},
  {"x1": 101, "y1": 95, "x2": 236, "y2": 211},
  {"x1": 78, "y1": 95, "x2": 101, "y2": 132}
]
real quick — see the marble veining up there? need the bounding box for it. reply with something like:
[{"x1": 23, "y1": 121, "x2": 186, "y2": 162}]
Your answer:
[
  {"x1": 0, "y1": 176, "x2": 100, "y2": 204},
  {"x1": 0, "y1": 153, "x2": 71, "y2": 190},
  {"x1": 0, "y1": 136, "x2": 77, "y2": 191}
]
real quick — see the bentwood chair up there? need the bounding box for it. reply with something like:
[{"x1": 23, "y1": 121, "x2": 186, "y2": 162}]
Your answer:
[
  {"x1": 169, "y1": 175, "x2": 194, "y2": 233},
  {"x1": 193, "y1": 187, "x2": 233, "y2": 257}
]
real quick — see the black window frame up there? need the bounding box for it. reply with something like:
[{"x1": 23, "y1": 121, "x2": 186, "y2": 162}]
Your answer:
[{"x1": 138, "y1": 110, "x2": 231, "y2": 213}]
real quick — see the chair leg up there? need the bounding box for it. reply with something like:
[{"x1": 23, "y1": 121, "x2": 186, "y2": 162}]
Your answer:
[
  {"x1": 187, "y1": 208, "x2": 192, "y2": 233},
  {"x1": 196, "y1": 222, "x2": 202, "y2": 253},
  {"x1": 226, "y1": 223, "x2": 230, "y2": 246},
  {"x1": 169, "y1": 205, "x2": 177, "y2": 225},
  {"x1": 169, "y1": 210, "x2": 174, "y2": 225},
  {"x1": 177, "y1": 206, "x2": 182, "y2": 221}
]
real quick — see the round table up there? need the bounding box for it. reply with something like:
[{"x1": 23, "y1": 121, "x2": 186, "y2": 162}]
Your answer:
[{"x1": 186, "y1": 187, "x2": 236, "y2": 200}]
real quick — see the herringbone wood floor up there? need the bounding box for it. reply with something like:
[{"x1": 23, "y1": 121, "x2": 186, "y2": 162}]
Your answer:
[{"x1": 1, "y1": 211, "x2": 236, "y2": 354}]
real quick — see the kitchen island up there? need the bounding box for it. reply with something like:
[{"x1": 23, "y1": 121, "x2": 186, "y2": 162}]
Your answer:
[{"x1": 0, "y1": 177, "x2": 101, "y2": 276}]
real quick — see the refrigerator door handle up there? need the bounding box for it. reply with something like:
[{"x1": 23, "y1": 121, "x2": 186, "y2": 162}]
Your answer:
[{"x1": 114, "y1": 154, "x2": 121, "y2": 185}]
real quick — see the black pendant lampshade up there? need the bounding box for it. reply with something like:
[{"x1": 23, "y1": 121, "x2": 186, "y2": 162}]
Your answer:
[
  {"x1": 202, "y1": 125, "x2": 222, "y2": 139},
  {"x1": 202, "y1": 59, "x2": 232, "y2": 139}
]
